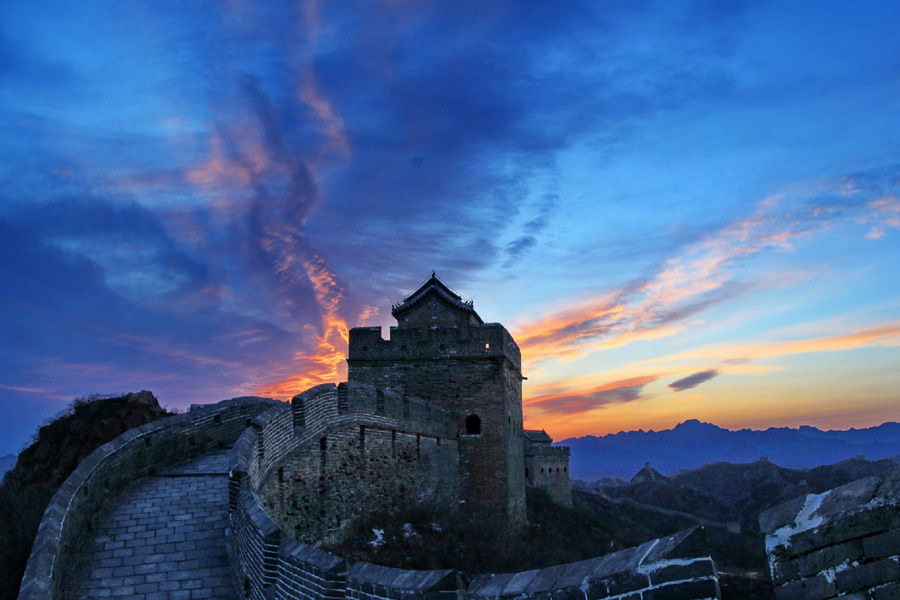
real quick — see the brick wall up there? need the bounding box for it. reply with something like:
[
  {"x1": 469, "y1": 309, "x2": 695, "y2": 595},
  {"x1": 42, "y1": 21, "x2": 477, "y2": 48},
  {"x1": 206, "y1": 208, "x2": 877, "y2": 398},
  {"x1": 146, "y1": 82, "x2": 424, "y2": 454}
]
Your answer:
[
  {"x1": 761, "y1": 469, "x2": 900, "y2": 600},
  {"x1": 348, "y1": 563, "x2": 462, "y2": 600},
  {"x1": 524, "y1": 445, "x2": 572, "y2": 507},
  {"x1": 17, "y1": 397, "x2": 278, "y2": 600},
  {"x1": 468, "y1": 527, "x2": 720, "y2": 600},
  {"x1": 347, "y1": 323, "x2": 526, "y2": 527},
  {"x1": 235, "y1": 384, "x2": 459, "y2": 544}
]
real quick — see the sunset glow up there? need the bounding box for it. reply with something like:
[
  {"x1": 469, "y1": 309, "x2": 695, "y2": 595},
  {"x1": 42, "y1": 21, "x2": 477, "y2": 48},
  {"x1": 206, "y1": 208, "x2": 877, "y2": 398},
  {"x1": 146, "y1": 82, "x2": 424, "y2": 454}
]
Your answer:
[{"x1": 1, "y1": 1, "x2": 899, "y2": 455}]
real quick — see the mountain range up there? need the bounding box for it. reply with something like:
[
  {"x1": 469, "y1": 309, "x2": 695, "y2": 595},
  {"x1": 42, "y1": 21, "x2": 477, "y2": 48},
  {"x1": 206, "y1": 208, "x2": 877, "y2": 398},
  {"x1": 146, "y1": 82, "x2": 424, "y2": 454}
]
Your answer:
[{"x1": 560, "y1": 419, "x2": 900, "y2": 480}]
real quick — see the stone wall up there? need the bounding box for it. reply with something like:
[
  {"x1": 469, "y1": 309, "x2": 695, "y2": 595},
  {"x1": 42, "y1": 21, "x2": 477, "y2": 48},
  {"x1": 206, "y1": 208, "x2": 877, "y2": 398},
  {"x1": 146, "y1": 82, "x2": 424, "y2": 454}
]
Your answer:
[
  {"x1": 232, "y1": 469, "x2": 719, "y2": 600},
  {"x1": 230, "y1": 388, "x2": 720, "y2": 600},
  {"x1": 760, "y1": 469, "x2": 900, "y2": 600},
  {"x1": 468, "y1": 527, "x2": 719, "y2": 600},
  {"x1": 17, "y1": 397, "x2": 278, "y2": 600},
  {"x1": 524, "y1": 445, "x2": 572, "y2": 507},
  {"x1": 348, "y1": 323, "x2": 526, "y2": 527},
  {"x1": 254, "y1": 383, "x2": 459, "y2": 544}
]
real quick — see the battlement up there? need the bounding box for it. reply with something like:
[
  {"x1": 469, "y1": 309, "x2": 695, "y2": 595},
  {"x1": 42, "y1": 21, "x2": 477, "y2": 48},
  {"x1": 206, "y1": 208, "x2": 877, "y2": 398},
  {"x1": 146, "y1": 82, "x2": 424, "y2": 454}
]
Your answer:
[
  {"x1": 348, "y1": 323, "x2": 521, "y2": 370},
  {"x1": 290, "y1": 381, "x2": 457, "y2": 441},
  {"x1": 524, "y1": 445, "x2": 570, "y2": 456}
]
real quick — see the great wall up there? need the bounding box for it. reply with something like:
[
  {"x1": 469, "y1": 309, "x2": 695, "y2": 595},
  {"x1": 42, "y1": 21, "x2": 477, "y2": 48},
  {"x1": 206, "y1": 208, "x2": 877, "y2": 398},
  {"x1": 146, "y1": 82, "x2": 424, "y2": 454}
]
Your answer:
[{"x1": 16, "y1": 275, "x2": 900, "y2": 599}]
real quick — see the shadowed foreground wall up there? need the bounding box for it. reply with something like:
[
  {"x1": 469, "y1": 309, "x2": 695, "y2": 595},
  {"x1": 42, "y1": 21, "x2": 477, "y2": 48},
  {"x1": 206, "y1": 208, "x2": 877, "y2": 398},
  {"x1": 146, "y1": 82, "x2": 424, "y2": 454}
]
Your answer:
[
  {"x1": 761, "y1": 469, "x2": 900, "y2": 599},
  {"x1": 16, "y1": 397, "x2": 278, "y2": 600}
]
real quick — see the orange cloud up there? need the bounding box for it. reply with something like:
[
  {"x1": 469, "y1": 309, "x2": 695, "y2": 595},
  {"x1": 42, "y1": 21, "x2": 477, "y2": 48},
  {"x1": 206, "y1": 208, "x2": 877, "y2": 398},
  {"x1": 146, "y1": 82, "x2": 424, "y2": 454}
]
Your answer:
[
  {"x1": 526, "y1": 374, "x2": 661, "y2": 416},
  {"x1": 514, "y1": 187, "x2": 896, "y2": 373},
  {"x1": 642, "y1": 321, "x2": 900, "y2": 366},
  {"x1": 254, "y1": 248, "x2": 382, "y2": 399}
]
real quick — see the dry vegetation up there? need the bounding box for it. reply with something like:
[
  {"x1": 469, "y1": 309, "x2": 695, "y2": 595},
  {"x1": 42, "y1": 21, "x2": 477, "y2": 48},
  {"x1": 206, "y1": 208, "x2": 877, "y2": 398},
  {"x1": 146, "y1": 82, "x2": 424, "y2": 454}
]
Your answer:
[{"x1": 0, "y1": 392, "x2": 170, "y2": 600}]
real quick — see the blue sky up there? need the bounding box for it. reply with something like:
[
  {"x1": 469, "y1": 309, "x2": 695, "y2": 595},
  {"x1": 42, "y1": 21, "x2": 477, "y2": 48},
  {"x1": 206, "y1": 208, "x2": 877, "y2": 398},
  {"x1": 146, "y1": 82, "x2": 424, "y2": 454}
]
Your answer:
[{"x1": 1, "y1": 0, "x2": 899, "y2": 455}]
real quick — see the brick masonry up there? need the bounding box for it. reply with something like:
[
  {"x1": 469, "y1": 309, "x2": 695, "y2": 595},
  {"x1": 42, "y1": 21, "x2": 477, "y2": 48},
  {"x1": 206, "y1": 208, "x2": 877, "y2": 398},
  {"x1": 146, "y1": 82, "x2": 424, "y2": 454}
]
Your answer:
[
  {"x1": 761, "y1": 468, "x2": 900, "y2": 600},
  {"x1": 230, "y1": 398, "x2": 722, "y2": 600},
  {"x1": 66, "y1": 450, "x2": 236, "y2": 600},
  {"x1": 18, "y1": 397, "x2": 278, "y2": 600},
  {"x1": 523, "y1": 431, "x2": 572, "y2": 508}
]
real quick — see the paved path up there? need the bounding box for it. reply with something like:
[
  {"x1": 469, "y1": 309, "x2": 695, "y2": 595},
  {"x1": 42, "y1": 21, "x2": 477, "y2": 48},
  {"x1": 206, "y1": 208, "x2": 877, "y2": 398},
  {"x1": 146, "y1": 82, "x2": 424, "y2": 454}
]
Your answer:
[{"x1": 66, "y1": 450, "x2": 238, "y2": 600}]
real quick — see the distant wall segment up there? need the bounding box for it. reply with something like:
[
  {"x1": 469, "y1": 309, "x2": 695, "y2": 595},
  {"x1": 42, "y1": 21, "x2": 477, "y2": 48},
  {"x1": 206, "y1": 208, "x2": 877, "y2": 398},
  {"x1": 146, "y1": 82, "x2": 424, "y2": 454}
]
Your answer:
[{"x1": 17, "y1": 396, "x2": 279, "y2": 600}]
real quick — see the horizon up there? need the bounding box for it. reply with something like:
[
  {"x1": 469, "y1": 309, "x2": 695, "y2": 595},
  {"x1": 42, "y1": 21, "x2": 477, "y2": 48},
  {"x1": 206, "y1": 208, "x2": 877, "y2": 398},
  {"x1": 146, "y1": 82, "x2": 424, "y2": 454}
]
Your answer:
[
  {"x1": 2, "y1": 1, "x2": 899, "y2": 456},
  {"x1": 546, "y1": 417, "x2": 900, "y2": 441}
]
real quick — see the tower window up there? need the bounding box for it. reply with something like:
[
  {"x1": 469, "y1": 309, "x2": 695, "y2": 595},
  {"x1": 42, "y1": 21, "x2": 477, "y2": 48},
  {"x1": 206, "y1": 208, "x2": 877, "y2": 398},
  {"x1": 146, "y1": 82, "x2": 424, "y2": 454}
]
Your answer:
[{"x1": 465, "y1": 415, "x2": 481, "y2": 435}]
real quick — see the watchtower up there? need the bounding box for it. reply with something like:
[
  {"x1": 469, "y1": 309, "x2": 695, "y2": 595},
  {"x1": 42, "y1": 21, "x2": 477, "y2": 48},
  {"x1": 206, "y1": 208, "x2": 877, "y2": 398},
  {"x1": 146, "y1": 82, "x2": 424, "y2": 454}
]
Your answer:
[{"x1": 347, "y1": 273, "x2": 526, "y2": 528}]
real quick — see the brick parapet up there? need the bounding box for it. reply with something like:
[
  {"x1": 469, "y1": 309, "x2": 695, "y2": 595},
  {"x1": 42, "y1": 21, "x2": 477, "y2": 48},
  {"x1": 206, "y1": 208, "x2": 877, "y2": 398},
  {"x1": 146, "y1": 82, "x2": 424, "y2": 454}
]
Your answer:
[
  {"x1": 467, "y1": 527, "x2": 719, "y2": 600},
  {"x1": 17, "y1": 396, "x2": 278, "y2": 600},
  {"x1": 524, "y1": 445, "x2": 570, "y2": 456},
  {"x1": 761, "y1": 469, "x2": 900, "y2": 599},
  {"x1": 348, "y1": 324, "x2": 522, "y2": 375}
]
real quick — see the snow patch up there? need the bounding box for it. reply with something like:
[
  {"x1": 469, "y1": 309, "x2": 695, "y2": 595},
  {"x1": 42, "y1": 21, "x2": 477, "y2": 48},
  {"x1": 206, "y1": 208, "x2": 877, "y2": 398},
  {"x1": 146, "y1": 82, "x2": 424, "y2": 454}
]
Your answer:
[
  {"x1": 766, "y1": 491, "x2": 830, "y2": 552},
  {"x1": 639, "y1": 556, "x2": 709, "y2": 575},
  {"x1": 369, "y1": 528, "x2": 384, "y2": 547}
]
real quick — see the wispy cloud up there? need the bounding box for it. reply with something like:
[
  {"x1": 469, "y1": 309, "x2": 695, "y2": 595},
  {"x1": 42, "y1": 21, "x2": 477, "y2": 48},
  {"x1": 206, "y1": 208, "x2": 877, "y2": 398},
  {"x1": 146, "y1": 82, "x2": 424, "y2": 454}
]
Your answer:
[
  {"x1": 526, "y1": 375, "x2": 659, "y2": 416},
  {"x1": 646, "y1": 321, "x2": 900, "y2": 366},
  {"x1": 668, "y1": 370, "x2": 718, "y2": 392},
  {"x1": 515, "y1": 170, "x2": 900, "y2": 369}
]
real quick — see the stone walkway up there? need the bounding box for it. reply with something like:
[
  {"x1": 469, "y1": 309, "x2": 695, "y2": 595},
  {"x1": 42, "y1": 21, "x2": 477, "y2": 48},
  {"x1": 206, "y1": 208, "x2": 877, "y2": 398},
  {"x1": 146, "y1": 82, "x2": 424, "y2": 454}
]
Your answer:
[{"x1": 66, "y1": 450, "x2": 238, "y2": 599}]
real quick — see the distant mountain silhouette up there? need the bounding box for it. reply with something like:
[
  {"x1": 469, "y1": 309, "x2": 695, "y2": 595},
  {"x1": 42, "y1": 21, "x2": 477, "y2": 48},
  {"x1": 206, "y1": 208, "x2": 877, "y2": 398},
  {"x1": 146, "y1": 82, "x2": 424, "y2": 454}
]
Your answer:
[{"x1": 560, "y1": 419, "x2": 900, "y2": 478}]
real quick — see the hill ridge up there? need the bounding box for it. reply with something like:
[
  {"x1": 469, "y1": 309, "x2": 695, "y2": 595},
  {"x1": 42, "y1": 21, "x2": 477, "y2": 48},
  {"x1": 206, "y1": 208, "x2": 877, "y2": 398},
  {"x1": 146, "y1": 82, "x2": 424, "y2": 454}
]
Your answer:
[{"x1": 561, "y1": 420, "x2": 900, "y2": 479}]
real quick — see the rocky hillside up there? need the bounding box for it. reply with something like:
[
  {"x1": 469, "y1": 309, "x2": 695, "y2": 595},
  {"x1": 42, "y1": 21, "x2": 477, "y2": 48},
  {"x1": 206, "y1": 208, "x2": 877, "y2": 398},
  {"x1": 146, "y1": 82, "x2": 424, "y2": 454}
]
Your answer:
[{"x1": 0, "y1": 391, "x2": 170, "y2": 600}]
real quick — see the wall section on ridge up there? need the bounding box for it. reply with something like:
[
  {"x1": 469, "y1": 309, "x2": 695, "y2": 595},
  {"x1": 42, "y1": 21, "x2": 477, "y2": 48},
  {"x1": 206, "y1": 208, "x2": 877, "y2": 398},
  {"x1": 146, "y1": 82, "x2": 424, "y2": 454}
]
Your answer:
[{"x1": 227, "y1": 384, "x2": 462, "y2": 600}]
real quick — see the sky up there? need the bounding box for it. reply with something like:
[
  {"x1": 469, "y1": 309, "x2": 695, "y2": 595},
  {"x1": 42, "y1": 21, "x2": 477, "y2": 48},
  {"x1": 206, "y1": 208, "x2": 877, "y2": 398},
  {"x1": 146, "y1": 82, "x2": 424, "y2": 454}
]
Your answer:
[{"x1": 1, "y1": 0, "x2": 899, "y2": 456}]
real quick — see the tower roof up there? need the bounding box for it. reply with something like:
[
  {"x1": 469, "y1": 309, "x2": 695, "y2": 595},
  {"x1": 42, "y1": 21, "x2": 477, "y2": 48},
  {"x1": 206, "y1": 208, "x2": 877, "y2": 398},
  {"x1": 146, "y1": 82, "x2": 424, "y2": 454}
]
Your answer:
[
  {"x1": 391, "y1": 272, "x2": 483, "y2": 324},
  {"x1": 523, "y1": 430, "x2": 553, "y2": 443}
]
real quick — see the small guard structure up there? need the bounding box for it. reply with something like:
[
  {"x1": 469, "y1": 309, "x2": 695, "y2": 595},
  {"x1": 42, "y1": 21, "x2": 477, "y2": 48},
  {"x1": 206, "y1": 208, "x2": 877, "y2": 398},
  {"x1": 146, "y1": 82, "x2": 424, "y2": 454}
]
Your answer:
[{"x1": 524, "y1": 429, "x2": 572, "y2": 507}]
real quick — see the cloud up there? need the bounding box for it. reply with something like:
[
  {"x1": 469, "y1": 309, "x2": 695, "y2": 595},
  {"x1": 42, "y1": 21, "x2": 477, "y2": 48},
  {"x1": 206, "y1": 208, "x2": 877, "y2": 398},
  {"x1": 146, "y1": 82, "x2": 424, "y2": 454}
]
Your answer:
[
  {"x1": 668, "y1": 370, "x2": 719, "y2": 392},
  {"x1": 503, "y1": 236, "x2": 537, "y2": 265},
  {"x1": 527, "y1": 375, "x2": 659, "y2": 416},
  {"x1": 514, "y1": 167, "x2": 900, "y2": 368},
  {"x1": 646, "y1": 321, "x2": 900, "y2": 367}
]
